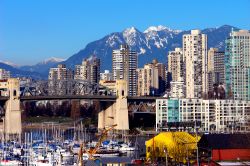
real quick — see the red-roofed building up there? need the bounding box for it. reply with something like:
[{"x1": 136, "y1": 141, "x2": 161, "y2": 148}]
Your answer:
[{"x1": 198, "y1": 133, "x2": 250, "y2": 163}]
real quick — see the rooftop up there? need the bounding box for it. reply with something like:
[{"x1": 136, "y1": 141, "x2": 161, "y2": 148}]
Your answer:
[{"x1": 198, "y1": 133, "x2": 250, "y2": 149}]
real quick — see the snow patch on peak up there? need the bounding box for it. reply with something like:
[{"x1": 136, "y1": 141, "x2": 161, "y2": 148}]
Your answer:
[
  {"x1": 106, "y1": 34, "x2": 122, "y2": 47},
  {"x1": 139, "y1": 48, "x2": 146, "y2": 55},
  {"x1": 144, "y1": 25, "x2": 182, "y2": 34},
  {"x1": 47, "y1": 57, "x2": 65, "y2": 62},
  {"x1": 123, "y1": 27, "x2": 145, "y2": 46},
  {"x1": 0, "y1": 60, "x2": 19, "y2": 67},
  {"x1": 144, "y1": 25, "x2": 167, "y2": 33},
  {"x1": 40, "y1": 57, "x2": 65, "y2": 64},
  {"x1": 158, "y1": 25, "x2": 168, "y2": 31},
  {"x1": 173, "y1": 29, "x2": 183, "y2": 33},
  {"x1": 123, "y1": 27, "x2": 137, "y2": 35}
]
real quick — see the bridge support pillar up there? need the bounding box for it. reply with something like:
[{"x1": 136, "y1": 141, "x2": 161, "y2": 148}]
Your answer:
[
  {"x1": 71, "y1": 99, "x2": 81, "y2": 120},
  {"x1": 98, "y1": 80, "x2": 129, "y2": 131},
  {"x1": 98, "y1": 101, "x2": 116, "y2": 129},
  {"x1": 4, "y1": 78, "x2": 22, "y2": 138}
]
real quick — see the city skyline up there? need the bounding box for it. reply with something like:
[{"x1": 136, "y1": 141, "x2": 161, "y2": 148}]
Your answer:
[
  {"x1": 1, "y1": 1, "x2": 250, "y2": 163},
  {"x1": 0, "y1": 0, "x2": 250, "y2": 65}
]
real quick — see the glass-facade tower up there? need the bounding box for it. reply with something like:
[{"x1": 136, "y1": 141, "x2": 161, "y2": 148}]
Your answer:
[{"x1": 225, "y1": 30, "x2": 250, "y2": 100}]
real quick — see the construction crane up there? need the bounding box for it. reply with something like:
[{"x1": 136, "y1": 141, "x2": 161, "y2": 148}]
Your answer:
[
  {"x1": 78, "y1": 143, "x2": 84, "y2": 166},
  {"x1": 77, "y1": 124, "x2": 117, "y2": 165},
  {"x1": 88, "y1": 124, "x2": 117, "y2": 159}
]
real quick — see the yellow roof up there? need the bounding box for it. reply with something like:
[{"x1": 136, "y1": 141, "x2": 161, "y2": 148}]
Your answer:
[{"x1": 145, "y1": 132, "x2": 200, "y2": 163}]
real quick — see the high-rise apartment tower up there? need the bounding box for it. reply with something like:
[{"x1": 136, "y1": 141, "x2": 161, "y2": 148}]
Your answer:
[{"x1": 112, "y1": 45, "x2": 137, "y2": 96}]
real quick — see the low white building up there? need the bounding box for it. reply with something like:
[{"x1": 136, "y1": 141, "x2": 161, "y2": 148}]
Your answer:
[
  {"x1": 170, "y1": 79, "x2": 185, "y2": 98},
  {"x1": 100, "y1": 70, "x2": 112, "y2": 81},
  {"x1": 156, "y1": 98, "x2": 250, "y2": 133}
]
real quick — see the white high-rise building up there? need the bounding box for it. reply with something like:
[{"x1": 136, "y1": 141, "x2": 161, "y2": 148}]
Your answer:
[
  {"x1": 183, "y1": 30, "x2": 208, "y2": 98},
  {"x1": 112, "y1": 44, "x2": 137, "y2": 96},
  {"x1": 168, "y1": 47, "x2": 185, "y2": 98},
  {"x1": 0, "y1": 69, "x2": 10, "y2": 80}
]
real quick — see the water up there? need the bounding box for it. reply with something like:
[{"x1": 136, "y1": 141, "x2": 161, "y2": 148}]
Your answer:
[
  {"x1": 22, "y1": 127, "x2": 152, "y2": 159},
  {"x1": 0, "y1": 125, "x2": 153, "y2": 165}
]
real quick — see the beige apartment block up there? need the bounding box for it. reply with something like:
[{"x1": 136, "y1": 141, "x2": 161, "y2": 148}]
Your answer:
[
  {"x1": 74, "y1": 56, "x2": 100, "y2": 84},
  {"x1": 0, "y1": 68, "x2": 10, "y2": 80},
  {"x1": 137, "y1": 62, "x2": 159, "y2": 96},
  {"x1": 207, "y1": 48, "x2": 225, "y2": 92},
  {"x1": 168, "y1": 48, "x2": 183, "y2": 82},
  {"x1": 48, "y1": 64, "x2": 73, "y2": 95}
]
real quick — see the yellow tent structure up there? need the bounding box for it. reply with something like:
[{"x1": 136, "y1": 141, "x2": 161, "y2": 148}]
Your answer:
[{"x1": 145, "y1": 132, "x2": 200, "y2": 164}]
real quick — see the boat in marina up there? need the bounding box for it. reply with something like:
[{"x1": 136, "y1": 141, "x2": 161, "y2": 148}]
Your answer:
[
  {"x1": 0, "y1": 160, "x2": 22, "y2": 166},
  {"x1": 118, "y1": 143, "x2": 136, "y2": 151},
  {"x1": 0, "y1": 123, "x2": 142, "y2": 165},
  {"x1": 0, "y1": 137, "x2": 137, "y2": 165},
  {"x1": 71, "y1": 143, "x2": 81, "y2": 154},
  {"x1": 30, "y1": 160, "x2": 53, "y2": 166},
  {"x1": 82, "y1": 150, "x2": 121, "y2": 160},
  {"x1": 103, "y1": 140, "x2": 136, "y2": 152}
]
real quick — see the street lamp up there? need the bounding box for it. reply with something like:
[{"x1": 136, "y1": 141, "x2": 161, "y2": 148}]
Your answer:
[
  {"x1": 195, "y1": 120, "x2": 200, "y2": 166},
  {"x1": 163, "y1": 147, "x2": 168, "y2": 166}
]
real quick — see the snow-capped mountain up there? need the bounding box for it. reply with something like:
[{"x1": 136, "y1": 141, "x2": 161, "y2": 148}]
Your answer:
[
  {"x1": 38, "y1": 57, "x2": 65, "y2": 65},
  {"x1": 19, "y1": 57, "x2": 65, "y2": 77},
  {"x1": 64, "y1": 25, "x2": 237, "y2": 71},
  {"x1": 0, "y1": 60, "x2": 19, "y2": 67},
  {"x1": 0, "y1": 62, "x2": 43, "y2": 79},
  {"x1": 0, "y1": 25, "x2": 239, "y2": 79},
  {"x1": 144, "y1": 25, "x2": 182, "y2": 34}
]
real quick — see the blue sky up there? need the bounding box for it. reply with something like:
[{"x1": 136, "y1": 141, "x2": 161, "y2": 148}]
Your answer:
[{"x1": 0, "y1": 0, "x2": 250, "y2": 65}]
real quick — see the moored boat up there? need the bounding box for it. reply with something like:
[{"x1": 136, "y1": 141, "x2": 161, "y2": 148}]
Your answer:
[
  {"x1": 0, "y1": 160, "x2": 22, "y2": 166},
  {"x1": 82, "y1": 150, "x2": 120, "y2": 160}
]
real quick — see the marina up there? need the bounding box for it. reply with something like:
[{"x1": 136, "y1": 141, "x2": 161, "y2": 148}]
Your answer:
[{"x1": 0, "y1": 123, "x2": 145, "y2": 166}]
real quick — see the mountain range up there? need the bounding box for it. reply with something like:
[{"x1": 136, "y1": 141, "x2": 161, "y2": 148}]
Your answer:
[
  {"x1": 0, "y1": 25, "x2": 239, "y2": 79},
  {"x1": 19, "y1": 57, "x2": 65, "y2": 78},
  {"x1": 0, "y1": 62, "x2": 43, "y2": 79}
]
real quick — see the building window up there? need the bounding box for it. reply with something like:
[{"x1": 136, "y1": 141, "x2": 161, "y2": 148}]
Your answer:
[{"x1": 13, "y1": 90, "x2": 17, "y2": 96}]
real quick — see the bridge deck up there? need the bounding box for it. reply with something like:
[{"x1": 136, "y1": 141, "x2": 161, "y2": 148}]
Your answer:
[
  {"x1": 127, "y1": 96, "x2": 167, "y2": 102},
  {"x1": 20, "y1": 95, "x2": 117, "y2": 101},
  {"x1": 0, "y1": 95, "x2": 166, "y2": 102}
]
